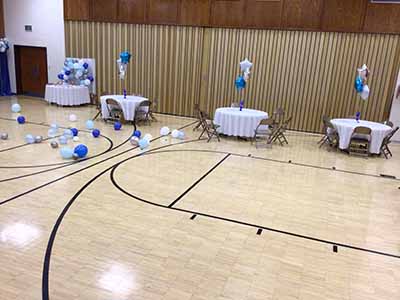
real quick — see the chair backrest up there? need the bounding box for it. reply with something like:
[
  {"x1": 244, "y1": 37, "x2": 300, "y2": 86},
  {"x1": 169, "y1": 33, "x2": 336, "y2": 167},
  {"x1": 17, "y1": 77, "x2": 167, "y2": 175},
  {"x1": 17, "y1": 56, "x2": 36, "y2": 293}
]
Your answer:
[
  {"x1": 152, "y1": 99, "x2": 158, "y2": 109},
  {"x1": 106, "y1": 98, "x2": 121, "y2": 110},
  {"x1": 384, "y1": 120, "x2": 394, "y2": 128},
  {"x1": 272, "y1": 107, "x2": 285, "y2": 124},
  {"x1": 138, "y1": 100, "x2": 150, "y2": 107},
  {"x1": 101, "y1": 91, "x2": 110, "y2": 96},
  {"x1": 353, "y1": 126, "x2": 371, "y2": 135},
  {"x1": 259, "y1": 118, "x2": 274, "y2": 126},
  {"x1": 231, "y1": 102, "x2": 240, "y2": 108},
  {"x1": 281, "y1": 116, "x2": 292, "y2": 129}
]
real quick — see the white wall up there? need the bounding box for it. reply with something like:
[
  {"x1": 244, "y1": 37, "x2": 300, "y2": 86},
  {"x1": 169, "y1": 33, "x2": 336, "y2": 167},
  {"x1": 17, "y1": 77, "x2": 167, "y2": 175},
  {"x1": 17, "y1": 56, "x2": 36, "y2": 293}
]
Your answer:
[
  {"x1": 389, "y1": 70, "x2": 400, "y2": 142},
  {"x1": 3, "y1": 0, "x2": 65, "y2": 93}
]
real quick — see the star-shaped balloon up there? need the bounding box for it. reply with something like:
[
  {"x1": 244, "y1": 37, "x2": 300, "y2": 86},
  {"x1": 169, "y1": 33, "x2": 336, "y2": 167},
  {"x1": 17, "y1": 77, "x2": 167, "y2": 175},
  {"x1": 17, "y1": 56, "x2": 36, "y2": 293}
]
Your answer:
[{"x1": 240, "y1": 58, "x2": 253, "y2": 72}]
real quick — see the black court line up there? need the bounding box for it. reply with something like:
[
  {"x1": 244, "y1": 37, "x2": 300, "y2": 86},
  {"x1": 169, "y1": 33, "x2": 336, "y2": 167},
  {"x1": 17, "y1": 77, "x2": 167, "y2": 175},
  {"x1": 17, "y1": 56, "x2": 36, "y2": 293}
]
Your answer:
[
  {"x1": 42, "y1": 138, "x2": 203, "y2": 300},
  {"x1": 0, "y1": 120, "x2": 198, "y2": 207},
  {"x1": 143, "y1": 148, "x2": 400, "y2": 182},
  {"x1": 109, "y1": 149, "x2": 400, "y2": 260},
  {"x1": 0, "y1": 135, "x2": 63, "y2": 153},
  {"x1": 168, "y1": 153, "x2": 231, "y2": 208}
]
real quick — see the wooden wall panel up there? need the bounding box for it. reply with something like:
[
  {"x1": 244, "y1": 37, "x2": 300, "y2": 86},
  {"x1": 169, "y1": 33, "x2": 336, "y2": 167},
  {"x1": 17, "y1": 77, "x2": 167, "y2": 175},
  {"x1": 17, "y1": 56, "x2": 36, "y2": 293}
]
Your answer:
[
  {"x1": 321, "y1": 0, "x2": 365, "y2": 32},
  {"x1": 148, "y1": 0, "x2": 179, "y2": 24},
  {"x1": 65, "y1": 22, "x2": 204, "y2": 116},
  {"x1": 65, "y1": 21, "x2": 400, "y2": 132},
  {"x1": 211, "y1": 0, "x2": 246, "y2": 27},
  {"x1": 364, "y1": 3, "x2": 400, "y2": 33},
  {"x1": 64, "y1": 0, "x2": 90, "y2": 21},
  {"x1": 282, "y1": 0, "x2": 323, "y2": 30},
  {"x1": 180, "y1": 0, "x2": 210, "y2": 26},
  {"x1": 118, "y1": 0, "x2": 147, "y2": 23},
  {"x1": 91, "y1": 0, "x2": 118, "y2": 22},
  {"x1": 246, "y1": 0, "x2": 283, "y2": 28}
]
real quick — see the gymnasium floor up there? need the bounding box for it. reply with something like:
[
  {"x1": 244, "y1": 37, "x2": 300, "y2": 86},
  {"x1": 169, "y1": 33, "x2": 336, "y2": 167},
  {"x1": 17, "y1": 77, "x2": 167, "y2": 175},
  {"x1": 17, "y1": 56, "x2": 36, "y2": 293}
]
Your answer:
[{"x1": 0, "y1": 96, "x2": 399, "y2": 300}]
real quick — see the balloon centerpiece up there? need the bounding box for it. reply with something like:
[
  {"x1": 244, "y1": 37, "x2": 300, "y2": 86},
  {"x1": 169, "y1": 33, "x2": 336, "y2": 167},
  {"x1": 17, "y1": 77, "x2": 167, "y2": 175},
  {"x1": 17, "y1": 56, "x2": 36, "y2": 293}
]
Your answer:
[
  {"x1": 353, "y1": 64, "x2": 371, "y2": 122},
  {"x1": 117, "y1": 51, "x2": 132, "y2": 98},
  {"x1": 235, "y1": 58, "x2": 253, "y2": 111},
  {"x1": 58, "y1": 58, "x2": 94, "y2": 87}
]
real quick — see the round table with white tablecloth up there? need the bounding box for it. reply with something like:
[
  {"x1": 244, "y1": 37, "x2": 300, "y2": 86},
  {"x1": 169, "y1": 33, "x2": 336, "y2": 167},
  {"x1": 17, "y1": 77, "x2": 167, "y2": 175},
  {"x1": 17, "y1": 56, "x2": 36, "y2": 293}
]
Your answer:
[
  {"x1": 331, "y1": 118, "x2": 392, "y2": 154},
  {"x1": 45, "y1": 84, "x2": 90, "y2": 106},
  {"x1": 214, "y1": 107, "x2": 269, "y2": 138},
  {"x1": 100, "y1": 95, "x2": 148, "y2": 121}
]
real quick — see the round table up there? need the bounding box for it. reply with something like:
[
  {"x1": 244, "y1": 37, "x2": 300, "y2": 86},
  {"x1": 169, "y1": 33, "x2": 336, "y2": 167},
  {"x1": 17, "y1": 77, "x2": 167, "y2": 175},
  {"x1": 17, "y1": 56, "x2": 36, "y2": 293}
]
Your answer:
[
  {"x1": 214, "y1": 107, "x2": 269, "y2": 137},
  {"x1": 45, "y1": 84, "x2": 90, "y2": 106},
  {"x1": 100, "y1": 95, "x2": 148, "y2": 121},
  {"x1": 331, "y1": 118, "x2": 392, "y2": 154}
]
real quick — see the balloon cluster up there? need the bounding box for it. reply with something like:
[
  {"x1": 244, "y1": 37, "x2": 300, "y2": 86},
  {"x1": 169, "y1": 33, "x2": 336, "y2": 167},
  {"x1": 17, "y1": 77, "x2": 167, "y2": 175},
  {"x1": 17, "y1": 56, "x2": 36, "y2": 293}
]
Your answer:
[
  {"x1": 60, "y1": 144, "x2": 88, "y2": 160},
  {"x1": 354, "y1": 64, "x2": 370, "y2": 100},
  {"x1": 0, "y1": 38, "x2": 9, "y2": 53},
  {"x1": 58, "y1": 58, "x2": 94, "y2": 87},
  {"x1": 117, "y1": 51, "x2": 132, "y2": 80},
  {"x1": 235, "y1": 58, "x2": 253, "y2": 91}
]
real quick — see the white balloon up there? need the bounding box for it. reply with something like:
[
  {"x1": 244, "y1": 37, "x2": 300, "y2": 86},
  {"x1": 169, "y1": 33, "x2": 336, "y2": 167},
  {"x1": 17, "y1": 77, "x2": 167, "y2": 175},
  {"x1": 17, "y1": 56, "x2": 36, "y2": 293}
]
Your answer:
[
  {"x1": 160, "y1": 126, "x2": 170, "y2": 136},
  {"x1": 143, "y1": 133, "x2": 153, "y2": 142},
  {"x1": 240, "y1": 58, "x2": 253, "y2": 72},
  {"x1": 73, "y1": 63, "x2": 80, "y2": 69},
  {"x1": 73, "y1": 136, "x2": 80, "y2": 142},
  {"x1": 360, "y1": 85, "x2": 370, "y2": 100},
  {"x1": 63, "y1": 74, "x2": 69, "y2": 81},
  {"x1": 178, "y1": 131, "x2": 185, "y2": 140},
  {"x1": 69, "y1": 114, "x2": 77, "y2": 122},
  {"x1": 171, "y1": 129, "x2": 180, "y2": 139}
]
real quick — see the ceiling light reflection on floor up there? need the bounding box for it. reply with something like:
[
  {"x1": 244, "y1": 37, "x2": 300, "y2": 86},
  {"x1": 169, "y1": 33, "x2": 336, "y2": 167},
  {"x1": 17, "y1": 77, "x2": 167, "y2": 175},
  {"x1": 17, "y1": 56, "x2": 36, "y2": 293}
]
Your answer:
[
  {"x1": 98, "y1": 263, "x2": 136, "y2": 295},
  {"x1": 1, "y1": 223, "x2": 41, "y2": 248}
]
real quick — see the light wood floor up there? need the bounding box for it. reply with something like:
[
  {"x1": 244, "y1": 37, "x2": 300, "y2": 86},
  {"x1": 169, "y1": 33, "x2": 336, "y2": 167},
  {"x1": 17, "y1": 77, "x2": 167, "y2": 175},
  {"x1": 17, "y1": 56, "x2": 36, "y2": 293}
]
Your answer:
[{"x1": 0, "y1": 96, "x2": 399, "y2": 300}]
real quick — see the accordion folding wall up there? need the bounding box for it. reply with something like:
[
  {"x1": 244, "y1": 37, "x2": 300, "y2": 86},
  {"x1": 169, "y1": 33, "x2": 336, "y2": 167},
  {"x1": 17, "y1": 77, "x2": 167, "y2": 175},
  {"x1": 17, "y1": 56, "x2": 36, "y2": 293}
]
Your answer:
[{"x1": 65, "y1": 21, "x2": 400, "y2": 133}]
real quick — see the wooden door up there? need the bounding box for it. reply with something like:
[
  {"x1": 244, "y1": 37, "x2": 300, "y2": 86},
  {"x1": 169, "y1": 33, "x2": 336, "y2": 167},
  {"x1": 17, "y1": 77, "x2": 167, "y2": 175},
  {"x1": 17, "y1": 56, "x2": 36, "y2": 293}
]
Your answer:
[{"x1": 14, "y1": 46, "x2": 48, "y2": 97}]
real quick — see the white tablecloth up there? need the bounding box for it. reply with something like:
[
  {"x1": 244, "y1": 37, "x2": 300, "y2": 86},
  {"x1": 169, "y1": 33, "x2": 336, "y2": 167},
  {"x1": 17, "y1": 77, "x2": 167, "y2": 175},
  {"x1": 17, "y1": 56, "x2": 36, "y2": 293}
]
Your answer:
[
  {"x1": 331, "y1": 118, "x2": 392, "y2": 154},
  {"x1": 214, "y1": 107, "x2": 269, "y2": 137},
  {"x1": 45, "y1": 84, "x2": 90, "y2": 106},
  {"x1": 100, "y1": 95, "x2": 148, "y2": 121}
]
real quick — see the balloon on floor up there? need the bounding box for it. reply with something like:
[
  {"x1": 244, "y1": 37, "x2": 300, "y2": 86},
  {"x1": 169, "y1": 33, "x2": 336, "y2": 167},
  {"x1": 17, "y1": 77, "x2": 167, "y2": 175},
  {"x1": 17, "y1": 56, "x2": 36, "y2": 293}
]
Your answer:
[
  {"x1": 92, "y1": 129, "x2": 100, "y2": 138},
  {"x1": 17, "y1": 116, "x2": 26, "y2": 124},
  {"x1": 11, "y1": 103, "x2": 21, "y2": 113},
  {"x1": 60, "y1": 147, "x2": 74, "y2": 159},
  {"x1": 86, "y1": 120, "x2": 94, "y2": 130},
  {"x1": 74, "y1": 144, "x2": 88, "y2": 158}
]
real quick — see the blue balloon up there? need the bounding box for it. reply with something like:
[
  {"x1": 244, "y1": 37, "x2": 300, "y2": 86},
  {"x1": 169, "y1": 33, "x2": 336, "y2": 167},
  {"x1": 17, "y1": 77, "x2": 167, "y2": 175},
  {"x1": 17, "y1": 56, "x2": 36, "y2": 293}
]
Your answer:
[
  {"x1": 120, "y1": 51, "x2": 132, "y2": 64},
  {"x1": 70, "y1": 128, "x2": 78, "y2": 136},
  {"x1": 86, "y1": 120, "x2": 94, "y2": 130},
  {"x1": 88, "y1": 75, "x2": 94, "y2": 82},
  {"x1": 83, "y1": 62, "x2": 89, "y2": 69},
  {"x1": 354, "y1": 76, "x2": 364, "y2": 93},
  {"x1": 235, "y1": 75, "x2": 246, "y2": 90},
  {"x1": 139, "y1": 138, "x2": 149, "y2": 150},
  {"x1": 74, "y1": 144, "x2": 88, "y2": 158},
  {"x1": 92, "y1": 129, "x2": 100, "y2": 138},
  {"x1": 60, "y1": 147, "x2": 74, "y2": 159},
  {"x1": 133, "y1": 130, "x2": 141, "y2": 138},
  {"x1": 59, "y1": 135, "x2": 68, "y2": 145},
  {"x1": 114, "y1": 122, "x2": 122, "y2": 131},
  {"x1": 17, "y1": 116, "x2": 25, "y2": 124},
  {"x1": 65, "y1": 70, "x2": 71, "y2": 76},
  {"x1": 25, "y1": 134, "x2": 34, "y2": 144},
  {"x1": 58, "y1": 73, "x2": 64, "y2": 80}
]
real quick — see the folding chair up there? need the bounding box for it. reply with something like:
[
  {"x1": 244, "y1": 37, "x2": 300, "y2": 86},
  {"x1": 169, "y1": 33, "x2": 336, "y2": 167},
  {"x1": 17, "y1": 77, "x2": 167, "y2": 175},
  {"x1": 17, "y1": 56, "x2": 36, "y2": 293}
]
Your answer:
[
  {"x1": 198, "y1": 111, "x2": 220, "y2": 142},
  {"x1": 380, "y1": 126, "x2": 399, "y2": 159},
  {"x1": 272, "y1": 116, "x2": 292, "y2": 146},
  {"x1": 91, "y1": 94, "x2": 102, "y2": 120},
  {"x1": 193, "y1": 103, "x2": 201, "y2": 131},
  {"x1": 105, "y1": 98, "x2": 126, "y2": 123},
  {"x1": 231, "y1": 102, "x2": 240, "y2": 108},
  {"x1": 253, "y1": 118, "x2": 276, "y2": 148},
  {"x1": 318, "y1": 116, "x2": 339, "y2": 148},
  {"x1": 349, "y1": 126, "x2": 371, "y2": 156},
  {"x1": 272, "y1": 107, "x2": 285, "y2": 126},
  {"x1": 148, "y1": 99, "x2": 158, "y2": 122},
  {"x1": 134, "y1": 100, "x2": 151, "y2": 125}
]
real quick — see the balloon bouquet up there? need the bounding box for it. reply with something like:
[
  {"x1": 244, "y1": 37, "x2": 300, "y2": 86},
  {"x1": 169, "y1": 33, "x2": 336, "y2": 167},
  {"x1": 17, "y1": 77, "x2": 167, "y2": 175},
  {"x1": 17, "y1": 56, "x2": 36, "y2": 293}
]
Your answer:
[
  {"x1": 354, "y1": 64, "x2": 370, "y2": 122},
  {"x1": 235, "y1": 58, "x2": 253, "y2": 111},
  {"x1": 58, "y1": 58, "x2": 94, "y2": 87},
  {"x1": 117, "y1": 51, "x2": 132, "y2": 99}
]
